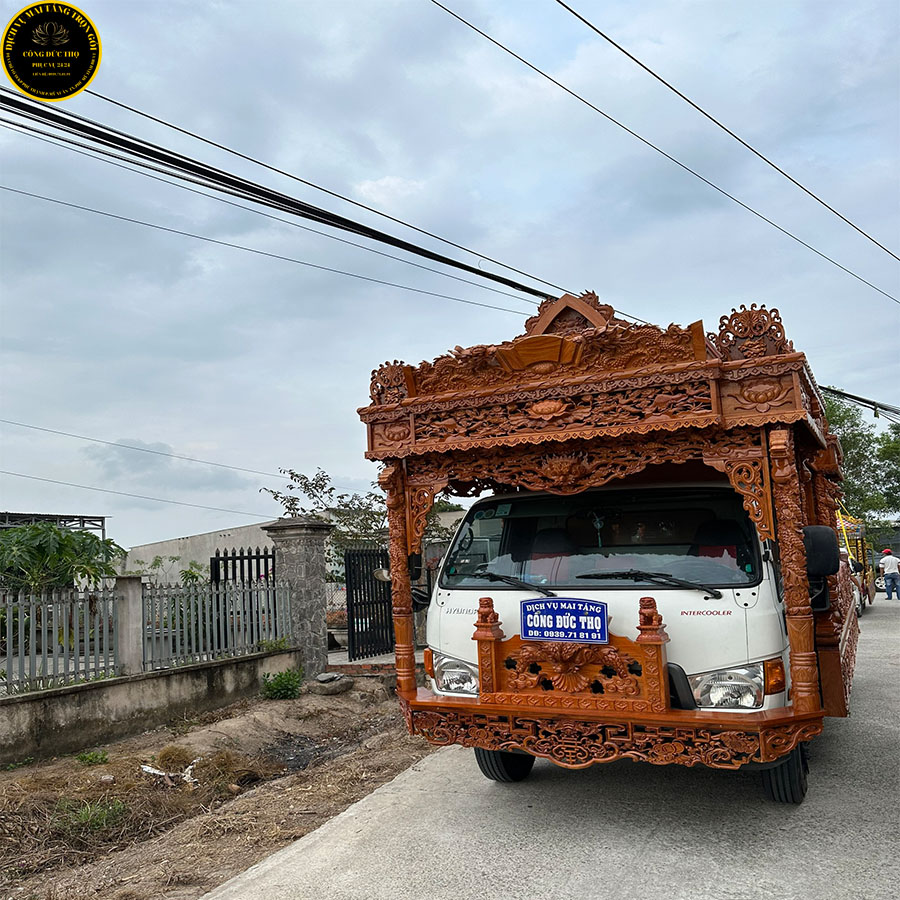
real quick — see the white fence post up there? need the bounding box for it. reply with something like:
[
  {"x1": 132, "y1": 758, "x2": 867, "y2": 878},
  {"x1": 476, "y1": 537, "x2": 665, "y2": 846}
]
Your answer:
[{"x1": 115, "y1": 575, "x2": 144, "y2": 676}]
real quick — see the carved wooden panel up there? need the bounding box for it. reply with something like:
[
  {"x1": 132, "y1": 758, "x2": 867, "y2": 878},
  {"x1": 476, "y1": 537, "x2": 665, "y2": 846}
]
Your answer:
[
  {"x1": 472, "y1": 597, "x2": 670, "y2": 716},
  {"x1": 815, "y1": 563, "x2": 857, "y2": 717},
  {"x1": 404, "y1": 703, "x2": 823, "y2": 770},
  {"x1": 708, "y1": 305, "x2": 794, "y2": 361}
]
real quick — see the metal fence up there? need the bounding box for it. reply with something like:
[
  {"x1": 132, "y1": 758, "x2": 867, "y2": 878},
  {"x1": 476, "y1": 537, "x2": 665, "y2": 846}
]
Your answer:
[
  {"x1": 142, "y1": 580, "x2": 291, "y2": 670},
  {"x1": 1, "y1": 589, "x2": 119, "y2": 695}
]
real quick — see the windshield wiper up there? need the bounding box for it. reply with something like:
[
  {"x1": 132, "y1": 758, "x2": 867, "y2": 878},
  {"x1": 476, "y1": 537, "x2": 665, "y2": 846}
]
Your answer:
[
  {"x1": 576, "y1": 569, "x2": 722, "y2": 599},
  {"x1": 473, "y1": 569, "x2": 557, "y2": 597}
]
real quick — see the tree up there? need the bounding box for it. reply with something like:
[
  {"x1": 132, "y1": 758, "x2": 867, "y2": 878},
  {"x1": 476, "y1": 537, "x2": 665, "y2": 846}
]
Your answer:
[
  {"x1": 0, "y1": 522, "x2": 125, "y2": 593},
  {"x1": 824, "y1": 391, "x2": 900, "y2": 535},
  {"x1": 261, "y1": 468, "x2": 458, "y2": 575},
  {"x1": 875, "y1": 424, "x2": 900, "y2": 516}
]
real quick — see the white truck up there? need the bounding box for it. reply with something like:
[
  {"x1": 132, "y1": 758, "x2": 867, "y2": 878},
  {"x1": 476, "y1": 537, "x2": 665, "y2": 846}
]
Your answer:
[{"x1": 360, "y1": 294, "x2": 856, "y2": 803}]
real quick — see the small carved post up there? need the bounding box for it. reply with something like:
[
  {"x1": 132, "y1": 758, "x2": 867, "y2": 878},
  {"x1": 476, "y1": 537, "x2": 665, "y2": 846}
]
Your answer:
[
  {"x1": 380, "y1": 463, "x2": 417, "y2": 694},
  {"x1": 769, "y1": 429, "x2": 820, "y2": 714},
  {"x1": 636, "y1": 596, "x2": 670, "y2": 712},
  {"x1": 472, "y1": 597, "x2": 505, "y2": 696}
]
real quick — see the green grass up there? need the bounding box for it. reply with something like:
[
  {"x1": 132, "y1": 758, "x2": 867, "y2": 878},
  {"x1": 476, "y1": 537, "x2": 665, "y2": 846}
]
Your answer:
[
  {"x1": 75, "y1": 749, "x2": 109, "y2": 766},
  {"x1": 55, "y1": 798, "x2": 127, "y2": 834}
]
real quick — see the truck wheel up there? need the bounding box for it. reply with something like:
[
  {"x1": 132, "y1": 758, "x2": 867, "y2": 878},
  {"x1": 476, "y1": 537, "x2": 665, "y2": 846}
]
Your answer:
[
  {"x1": 473, "y1": 748, "x2": 535, "y2": 782},
  {"x1": 762, "y1": 744, "x2": 808, "y2": 803}
]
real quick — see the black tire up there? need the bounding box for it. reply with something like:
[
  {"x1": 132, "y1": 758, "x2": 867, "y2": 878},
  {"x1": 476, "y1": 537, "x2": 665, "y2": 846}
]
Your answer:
[
  {"x1": 473, "y1": 747, "x2": 535, "y2": 782},
  {"x1": 762, "y1": 744, "x2": 809, "y2": 803}
]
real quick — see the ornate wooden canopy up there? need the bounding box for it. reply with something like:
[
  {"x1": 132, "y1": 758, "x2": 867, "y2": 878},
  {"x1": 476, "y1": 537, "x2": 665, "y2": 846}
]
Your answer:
[{"x1": 361, "y1": 293, "x2": 831, "y2": 462}]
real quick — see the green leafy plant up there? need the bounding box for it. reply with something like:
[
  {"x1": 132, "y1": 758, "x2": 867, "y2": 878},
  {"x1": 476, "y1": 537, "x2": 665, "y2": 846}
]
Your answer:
[
  {"x1": 75, "y1": 749, "x2": 108, "y2": 766},
  {"x1": 179, "y1": 560, "x2": 209, "y2": 585},
  {"x1": 261, "y1": 668, "x2": 303, "y2": 699},
  {"x1": 4, "y1": 756, "x2": 34, "y2": 771},
  {"x1": 258, "y1": 637, "x2": 288, "y2": 652},
  {"x1": 0, "y1": 522, "x2": 125, "y2": 593}
]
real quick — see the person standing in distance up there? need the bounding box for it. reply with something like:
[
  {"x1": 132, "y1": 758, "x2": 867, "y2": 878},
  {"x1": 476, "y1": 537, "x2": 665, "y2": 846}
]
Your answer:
[{"x1": 878, "y1": 549, "x2": 900, "y2": 600}]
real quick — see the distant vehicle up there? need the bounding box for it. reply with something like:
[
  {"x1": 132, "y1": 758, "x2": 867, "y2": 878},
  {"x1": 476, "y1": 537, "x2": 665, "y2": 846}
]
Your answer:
[{"x1": 836, "y1": 512, "x2": 876, "y2": 612}]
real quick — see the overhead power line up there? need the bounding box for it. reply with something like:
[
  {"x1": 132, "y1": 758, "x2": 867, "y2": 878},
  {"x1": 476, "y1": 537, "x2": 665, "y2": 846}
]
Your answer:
[
  {"x1": 0, "y1": 419, "x2": 283, "y2": 480},
  {"x1": 0, "y1": 471, "x2": 277, "y2": 519},
  {"x1": 0, "y1": 87, "x2": 559, "y2": 301},
  {"x1": 0, "y1": 185, "x2": 529, "y2": 317},
  {"x1": 821, "y1": 387, "x2": 900, "y2": 423},
  {"x1": 427, "y1": 1, "x2": 899, "y2": 306},
  {"x1": 83, "y1": 88, "x2": 573, "y2": 295},
  {"x1": 0, "y1": 419, "x2": 372, "y2": 494},
  {"x1": 552, "y1": 0, "x2": 900, "y2": 263},
  {"x1": 0, "y1": 118, "x2": 538, "y2": 307}
]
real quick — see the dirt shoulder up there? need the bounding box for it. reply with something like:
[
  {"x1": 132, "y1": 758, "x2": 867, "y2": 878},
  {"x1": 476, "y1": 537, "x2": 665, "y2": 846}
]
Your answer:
[{"x1": 1, "y1": 676, "x2": 434, "y2": 900}]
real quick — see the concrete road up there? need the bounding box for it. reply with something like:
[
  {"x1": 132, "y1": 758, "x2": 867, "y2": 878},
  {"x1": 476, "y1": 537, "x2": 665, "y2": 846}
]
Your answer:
[{"x1": 204, "y1": 601, "x2": 900, "y2": 900}]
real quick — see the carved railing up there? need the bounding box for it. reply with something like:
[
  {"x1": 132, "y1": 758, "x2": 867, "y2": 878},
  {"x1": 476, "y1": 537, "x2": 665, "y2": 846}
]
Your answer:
[{"x1": 472, "y1": 596, "x2": 670, "y2": 715}]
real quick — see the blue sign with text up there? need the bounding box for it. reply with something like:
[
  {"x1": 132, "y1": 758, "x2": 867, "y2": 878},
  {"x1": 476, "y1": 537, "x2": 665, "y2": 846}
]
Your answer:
[{"x1": 520, "y1": 598, "x2": 609, "y2": 644}]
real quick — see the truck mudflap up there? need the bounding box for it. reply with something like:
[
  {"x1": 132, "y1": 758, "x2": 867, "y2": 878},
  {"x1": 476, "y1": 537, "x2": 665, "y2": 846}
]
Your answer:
[{"x1": 399, "y1": 596, "x2": 824, "y2": 770}]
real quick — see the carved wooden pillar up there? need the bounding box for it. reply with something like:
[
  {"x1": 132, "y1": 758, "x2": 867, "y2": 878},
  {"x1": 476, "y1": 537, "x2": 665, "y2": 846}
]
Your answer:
[
  {"x1": 473, "y1": 597, "x2": 504, "y2": 697},
  {"x1": 379, "y1": 462, "x2": 417, "y2": 694},
  {"x1": 811, "y1": 470, "x2": 839, "y2": 530},
  {"x1": 769, "y1": 429, "x2": 820, "y2": 713}
]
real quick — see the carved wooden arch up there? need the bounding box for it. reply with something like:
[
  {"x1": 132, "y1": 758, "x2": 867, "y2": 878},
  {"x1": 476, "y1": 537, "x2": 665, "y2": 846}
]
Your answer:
[{"x1": 400, "y1": 426, "x2": 775, "y2": 557}]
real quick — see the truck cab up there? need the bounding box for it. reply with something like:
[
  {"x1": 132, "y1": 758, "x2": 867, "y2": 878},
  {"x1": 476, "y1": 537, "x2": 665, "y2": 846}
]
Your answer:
[{"x1": 429, "y1": 484, "x2": 789, "y2": 714}]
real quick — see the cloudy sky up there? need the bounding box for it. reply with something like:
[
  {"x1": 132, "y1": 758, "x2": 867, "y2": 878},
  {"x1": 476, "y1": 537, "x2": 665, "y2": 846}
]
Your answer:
[{"x1": 1, "y1": 0, "x2": 897, "y2": 549}]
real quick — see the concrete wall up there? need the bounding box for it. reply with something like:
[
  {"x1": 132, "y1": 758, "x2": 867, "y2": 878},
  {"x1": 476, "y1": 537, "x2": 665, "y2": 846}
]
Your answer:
[
  {"x1": 121, "y1": 521, "x2": 277, "y2": 583},
  {"x1": 0, "y1": 650, "x2": 302, "y2": 764}
]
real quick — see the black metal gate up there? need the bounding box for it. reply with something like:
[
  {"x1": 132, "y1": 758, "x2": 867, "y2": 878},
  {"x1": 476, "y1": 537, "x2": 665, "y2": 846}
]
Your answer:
[
  {"x1": 344, "y1": 547, "x2": 393, "y2": 661},
  {"x1": 211, "y1": 546, "x2": 275, "y2": 584}
]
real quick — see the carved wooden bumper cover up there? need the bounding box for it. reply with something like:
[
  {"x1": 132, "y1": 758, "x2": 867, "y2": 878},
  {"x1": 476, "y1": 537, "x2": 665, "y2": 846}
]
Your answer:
[
  {"x1": 402, "y1": 701, "x2": 823, "y2": 770},
  {"x1": 405, "y1": 597, "x2": 824, "y2": 771}
]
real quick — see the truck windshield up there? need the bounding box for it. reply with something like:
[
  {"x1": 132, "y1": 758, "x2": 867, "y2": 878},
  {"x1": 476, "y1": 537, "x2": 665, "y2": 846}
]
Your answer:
[{"x1": 440, "y1": 487, "x2": 759, "y2": 590}]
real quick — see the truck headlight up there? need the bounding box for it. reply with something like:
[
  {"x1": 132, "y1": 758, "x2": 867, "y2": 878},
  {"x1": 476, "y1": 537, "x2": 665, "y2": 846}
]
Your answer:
[
  {"x1": 688, "y1": 664, "x2": 764, "y2": 709},
  {"x1": 433, "y1": 653, "x2": 479, "y2": 695}
]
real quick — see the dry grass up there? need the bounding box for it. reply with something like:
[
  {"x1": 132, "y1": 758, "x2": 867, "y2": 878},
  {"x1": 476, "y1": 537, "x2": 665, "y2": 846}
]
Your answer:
[
  {"x1": 0, "y1": 747, "x2": 278, "y2": 885},
  {"x1": 0, "y1": 681, "x2": 431, "y2": 900}
]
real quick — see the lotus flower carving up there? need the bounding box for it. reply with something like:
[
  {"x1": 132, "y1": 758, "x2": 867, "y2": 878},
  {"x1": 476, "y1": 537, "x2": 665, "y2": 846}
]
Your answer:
[{"x1": 526, "y1": 399, "x2": 570, "y2": 420}]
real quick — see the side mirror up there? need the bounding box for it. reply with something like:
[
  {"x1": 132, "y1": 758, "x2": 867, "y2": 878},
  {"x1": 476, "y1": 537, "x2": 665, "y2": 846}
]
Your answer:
[
  {"x1": 408, "y1": 553, "x2": 422, "y2": 582},
  {"x1": 851, "y1": 560, "x2": 864, "y2": 574},
  {"x1": 411, "y1": 587, "x2": 431, "y2": 611},
  {"x1": 803, "y1": 526, "x2": 840, "y2": 577}
]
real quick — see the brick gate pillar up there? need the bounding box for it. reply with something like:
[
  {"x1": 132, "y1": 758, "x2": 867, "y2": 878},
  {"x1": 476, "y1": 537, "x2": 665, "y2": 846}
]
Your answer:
[{"x1": 263, "y1": 516, "x2": 335, "y2": 678}]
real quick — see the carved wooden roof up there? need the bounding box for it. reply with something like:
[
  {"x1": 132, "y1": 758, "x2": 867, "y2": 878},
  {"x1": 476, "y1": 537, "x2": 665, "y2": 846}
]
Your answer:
[{"x1": 359, "y1": 293, "x2": 826, "y2": 460}]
